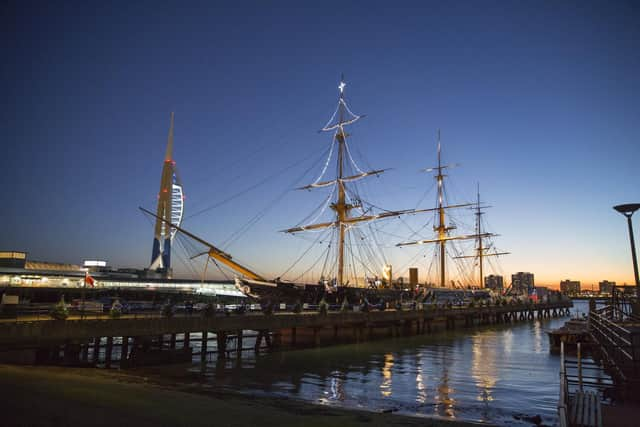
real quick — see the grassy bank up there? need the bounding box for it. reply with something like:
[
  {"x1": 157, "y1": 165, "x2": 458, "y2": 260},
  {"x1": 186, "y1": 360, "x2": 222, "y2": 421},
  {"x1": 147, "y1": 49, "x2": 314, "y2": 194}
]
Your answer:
[{"x1": 0, "y1": 364, "x2": 487, "y2": 427}]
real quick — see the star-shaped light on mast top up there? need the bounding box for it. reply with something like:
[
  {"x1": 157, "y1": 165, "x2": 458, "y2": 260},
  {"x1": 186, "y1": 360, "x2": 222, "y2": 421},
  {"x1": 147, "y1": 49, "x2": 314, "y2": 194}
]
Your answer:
[{"x1": 338, "y1": 80, "x2": 346, "y2": 93}]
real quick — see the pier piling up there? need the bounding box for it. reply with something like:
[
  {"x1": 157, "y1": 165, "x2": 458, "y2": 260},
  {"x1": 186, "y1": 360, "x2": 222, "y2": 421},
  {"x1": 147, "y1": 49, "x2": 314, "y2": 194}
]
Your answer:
[
  {"x1": 105, "y1": 337, "x2": 113, "y2": 368},
  {"x1": 201, "y1": 331, "x2": 208, "y2": 363},
  {"x1": 92, "y1": 337, "x2": 100, "y2": 364},
  {"x1": 184, "y1": 332, "x2": 190, "y2": 349}
]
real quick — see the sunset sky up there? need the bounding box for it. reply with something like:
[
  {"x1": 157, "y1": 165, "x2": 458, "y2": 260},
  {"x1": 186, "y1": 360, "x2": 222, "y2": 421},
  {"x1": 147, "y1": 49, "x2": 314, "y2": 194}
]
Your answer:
[{"x1": 2, "y1": 1, "x2": 639, "y2": 288}]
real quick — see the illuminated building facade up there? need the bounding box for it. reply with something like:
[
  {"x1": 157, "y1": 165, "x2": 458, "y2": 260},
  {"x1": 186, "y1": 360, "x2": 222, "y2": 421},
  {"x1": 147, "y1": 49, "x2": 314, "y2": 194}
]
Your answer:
[
  {"x1": 560, "y1": 279, "x2": 581, "y2": 295},
  {"x1": 598, "y1": 280, "x2": 616, "y2": 294},
  {"x1": 0, "y1": 251, "x2": 27, "y2": 269},
  {"x1": 484, "y1": 274, "x2": 504, "y2": 291},
  {"x1": 0, "y1": 252, "x2": 243, "y2": 296},
  {"x1": 511, "y1": 272, "x2": 535, "y2": 295}
]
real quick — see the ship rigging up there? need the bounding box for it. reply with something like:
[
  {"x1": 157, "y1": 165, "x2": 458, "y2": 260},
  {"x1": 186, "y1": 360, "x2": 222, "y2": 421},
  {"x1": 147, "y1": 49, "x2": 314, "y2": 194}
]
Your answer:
[
  {"x1": 278, "y1": 79, "x2": 476, "y2": 289},
  {"x1": 397, "y1": 133, "x2": 508, "y2": 288},
  {"x1": 453, "y1": 185, "x2": 510, "y2": 287},
  {"x1": 141, "y1": 80, "x2": 508, "y2": 298},
  {"x1": 281, "y1": 78, "x2": 422, "y2": 287}
]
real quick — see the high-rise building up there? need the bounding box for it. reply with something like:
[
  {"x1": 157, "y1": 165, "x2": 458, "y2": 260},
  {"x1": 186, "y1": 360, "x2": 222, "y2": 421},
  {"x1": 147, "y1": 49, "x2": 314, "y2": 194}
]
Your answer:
[
  {"x1": 409, "y1": 268, "x2": 418, "y2": 287},
  {"x1": 485, "y1": 274, "x2": 504, "y2": 291},
  {"x1": 560, "y1": 279, "x2": 581, "y2": 295},
  {"x1": 511, "y1": 272, "x2": 535, "y2": 295},
  {"x1": 598, "y1": 280, "x2": 616, "y2": 294}
]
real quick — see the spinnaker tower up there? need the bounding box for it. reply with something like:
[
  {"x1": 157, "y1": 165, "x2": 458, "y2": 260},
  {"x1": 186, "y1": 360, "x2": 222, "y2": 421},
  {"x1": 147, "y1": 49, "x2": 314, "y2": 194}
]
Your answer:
[{"x1": 150, "y1": 112, "x2": 184, "y2": 277}]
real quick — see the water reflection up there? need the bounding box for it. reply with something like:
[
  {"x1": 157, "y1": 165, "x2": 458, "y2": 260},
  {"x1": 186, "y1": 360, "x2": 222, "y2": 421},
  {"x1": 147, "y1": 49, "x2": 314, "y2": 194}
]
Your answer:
[
  {"x1": 533, "y1": 320, "x2": 543, "y2": 354},
  {"x1": 471, "y1": 334, "x2": 497, "y2": 406},
  {"x1": 327, "y1": 370, "x2": 344, "y2": 401},
  {"x1": 380, "y1": 353, "x2": 394, "y2": 397},
  {"x1": 415, "y1": 353, "x2": 427, "y2": 405},
  {"x1": 137, "y1": 310, "x2": 589, "y2": 426},
  {"x1": 433, "y1": 346, "x2": 456, "y2": 418},
  {"x1": 502, "y1": 329, "x2": 513, "y2": 354}
]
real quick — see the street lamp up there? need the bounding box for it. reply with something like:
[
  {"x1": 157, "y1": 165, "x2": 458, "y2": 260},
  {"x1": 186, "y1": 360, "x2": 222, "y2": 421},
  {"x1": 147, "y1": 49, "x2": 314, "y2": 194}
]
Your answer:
[{"x1": 613, "y1": 203, "x2": 640, "y2": 300}]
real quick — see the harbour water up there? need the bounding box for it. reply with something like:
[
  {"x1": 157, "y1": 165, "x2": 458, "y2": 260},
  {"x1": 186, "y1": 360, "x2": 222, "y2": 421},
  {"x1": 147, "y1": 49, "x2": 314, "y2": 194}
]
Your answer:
[{"x1": 138, "y1": 301, "x2": 594, "y2": 426}]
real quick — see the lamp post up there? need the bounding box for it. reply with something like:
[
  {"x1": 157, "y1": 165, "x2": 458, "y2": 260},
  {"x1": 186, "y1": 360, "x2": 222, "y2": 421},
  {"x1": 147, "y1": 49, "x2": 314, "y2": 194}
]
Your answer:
[{"x1": 613, "y1": 203, "x2": 640, "y2": 302}]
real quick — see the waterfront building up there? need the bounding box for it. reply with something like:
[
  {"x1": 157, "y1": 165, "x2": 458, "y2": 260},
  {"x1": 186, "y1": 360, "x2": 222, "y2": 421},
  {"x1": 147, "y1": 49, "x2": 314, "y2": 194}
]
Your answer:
[
  {"x1": 534, "y1": 286, "x2": 550, "y2": 301},
  {"x1": 560, "y1": 279, "x2": 581, "y2": 295},
  {"x1": 0, "y1": 251, "x2": 243, "y2": 297},
  {"x1": 511, "y1": 272, "x2": 534, "y2": 294},
  {"x1": 618, "y1": 284, "x2": 637, "y2": 295},
  {"x1": 598, "y1": 280, "x2": 616, "y2": 294},
  {"x1": 409, "y1": 268, "x2": 418, "y2": 287},
  {"x1": 484, "y1": 274, "x2": 504, "y2": 291},
  {"x1": 0, "y1": 251, "x2": 27, "y2": 269}
]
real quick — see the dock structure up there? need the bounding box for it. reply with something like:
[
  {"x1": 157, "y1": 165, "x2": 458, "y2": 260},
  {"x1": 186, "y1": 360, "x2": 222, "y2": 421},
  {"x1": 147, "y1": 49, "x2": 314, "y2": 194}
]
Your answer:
[
  {"x1": 0, "y1": 300, "x2": 572, "y2": 366},
  {"x1": 557, "y1": 294, "x2": 640, "y2": 427},
  {"x1": 587, "y1": 288, "x2": 640, "y2": 402},
  {"x1": 559, "y1": 342, "x2": 604, "y2": 427}
]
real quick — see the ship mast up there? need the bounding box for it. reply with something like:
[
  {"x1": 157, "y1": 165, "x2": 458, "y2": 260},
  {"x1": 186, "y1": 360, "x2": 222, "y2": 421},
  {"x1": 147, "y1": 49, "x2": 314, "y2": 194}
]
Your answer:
[
  {"x1": 284, "y1": 77, "x2": 372, "y2": 286},
  {"x1": 335, "y1": 80, "x2": 349, "y2": 287},
  {"x1": 476, "y1": 185, "x2": 484, "y2": 286},
  {"x1": 434, "y1": 131, "x2": 451, "y2": 288},
  {"x1": 397, "y1": 133, "x2": 478, "y2": 288},
  {"x1": 283, "y1": 78, "x2": 447, "y2": 286},
  {"x1": 453, "y1": 184, "x2": 509, "y2": 287}
]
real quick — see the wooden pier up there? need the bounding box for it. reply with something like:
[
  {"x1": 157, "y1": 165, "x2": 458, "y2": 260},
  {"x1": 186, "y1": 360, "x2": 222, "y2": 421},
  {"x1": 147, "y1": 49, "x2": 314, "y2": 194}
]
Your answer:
[
  {"x1": 557, "y1": 289, "x2": 640, "y2": 427},
  {"x1": 0, "y1": 301, "x2": 572, "y2": 366}
]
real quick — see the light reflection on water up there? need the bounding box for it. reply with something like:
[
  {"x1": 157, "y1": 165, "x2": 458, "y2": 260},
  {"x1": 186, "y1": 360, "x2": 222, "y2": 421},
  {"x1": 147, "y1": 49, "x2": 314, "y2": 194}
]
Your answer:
[
  {"x1": 138, "y1": 302, "x2": 589, "y2": 426},
  {"x1": 380, "y1": 353, "x2": 393, "y2": 397}
]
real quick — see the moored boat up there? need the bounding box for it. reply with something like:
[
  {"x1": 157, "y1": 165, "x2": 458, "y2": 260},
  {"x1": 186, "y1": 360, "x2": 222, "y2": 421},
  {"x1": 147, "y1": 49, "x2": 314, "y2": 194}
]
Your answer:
[{"x1": 548, "y1": 316, "x2": 591, "y2": 353}]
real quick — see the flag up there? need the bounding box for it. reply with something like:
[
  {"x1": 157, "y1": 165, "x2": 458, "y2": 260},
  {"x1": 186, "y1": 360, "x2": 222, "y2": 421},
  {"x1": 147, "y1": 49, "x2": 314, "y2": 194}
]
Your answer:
[{"x1": 85, "y1": 271, "x2": 95, "y2": 287}]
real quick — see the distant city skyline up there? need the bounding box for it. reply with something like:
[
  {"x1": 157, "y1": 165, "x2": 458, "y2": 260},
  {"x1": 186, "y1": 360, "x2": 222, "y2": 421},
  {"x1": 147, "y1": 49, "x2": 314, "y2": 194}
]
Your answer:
[{"x1": 2, "y1": 1, "x2": 638, "y2": 288}]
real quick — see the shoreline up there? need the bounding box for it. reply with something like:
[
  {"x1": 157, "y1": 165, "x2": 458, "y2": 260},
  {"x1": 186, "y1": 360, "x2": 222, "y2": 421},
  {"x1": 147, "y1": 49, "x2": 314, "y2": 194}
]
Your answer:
[{"x1": 0, "y1": 364, "x2": 489, "y2": 427}]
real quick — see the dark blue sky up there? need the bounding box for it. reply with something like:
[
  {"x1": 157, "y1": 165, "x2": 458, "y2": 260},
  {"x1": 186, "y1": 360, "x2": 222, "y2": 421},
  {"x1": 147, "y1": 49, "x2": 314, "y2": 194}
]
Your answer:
[{"x1": 2, "y1": 1, "x2": 639, "y2": 285}]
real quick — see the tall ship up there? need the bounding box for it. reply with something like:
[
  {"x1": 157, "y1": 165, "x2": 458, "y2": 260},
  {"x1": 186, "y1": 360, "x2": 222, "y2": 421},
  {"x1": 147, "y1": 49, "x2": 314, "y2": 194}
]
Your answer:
[
  {"x1": 144, "y1": 79, "x2": 436, "y2": 304},
  {"x1": 143, "y1": 80, "x2": 507, "y2": 304}
]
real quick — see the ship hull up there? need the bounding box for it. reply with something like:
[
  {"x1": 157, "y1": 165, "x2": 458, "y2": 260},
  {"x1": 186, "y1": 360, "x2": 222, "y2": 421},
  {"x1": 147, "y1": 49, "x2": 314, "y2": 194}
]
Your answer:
[{"x1": 236, "y1": 278, "x2": 414, "y2": 306}]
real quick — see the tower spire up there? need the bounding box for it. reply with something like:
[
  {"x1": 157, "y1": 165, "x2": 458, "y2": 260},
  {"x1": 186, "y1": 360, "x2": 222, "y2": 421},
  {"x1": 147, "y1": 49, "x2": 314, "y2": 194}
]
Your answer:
[
  {"x1": 164, "y1": 112, "x2": 174, "y2": 161},
  {"x1": 150, "y1": 112, "x2": 184, "y2": 277}
]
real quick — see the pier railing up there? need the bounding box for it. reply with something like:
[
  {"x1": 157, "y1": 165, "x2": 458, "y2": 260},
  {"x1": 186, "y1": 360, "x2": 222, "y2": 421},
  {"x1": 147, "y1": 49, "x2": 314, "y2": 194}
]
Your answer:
[
  {"x1": 0, "y1": 299, "x2": 569, "y2": 321},
  {"x1": 559, "y1": 341, "x2": 608, "y2": 427},
  {"x1": 588, "y1": 308, "x2": 640, "y2": 395},
  {"x1": 608, "y1": 286, "x2": 638, "y2": 322},
  {"x1": 559, "y1": 341, "x2": 569, "y2": 427}
]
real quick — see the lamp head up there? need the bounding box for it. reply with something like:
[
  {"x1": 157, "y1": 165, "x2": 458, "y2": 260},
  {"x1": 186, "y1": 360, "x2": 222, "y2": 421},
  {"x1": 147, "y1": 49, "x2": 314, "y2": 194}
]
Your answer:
[{"x1": 614, "y1": 203, "x2": 640, "y2": 217}]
